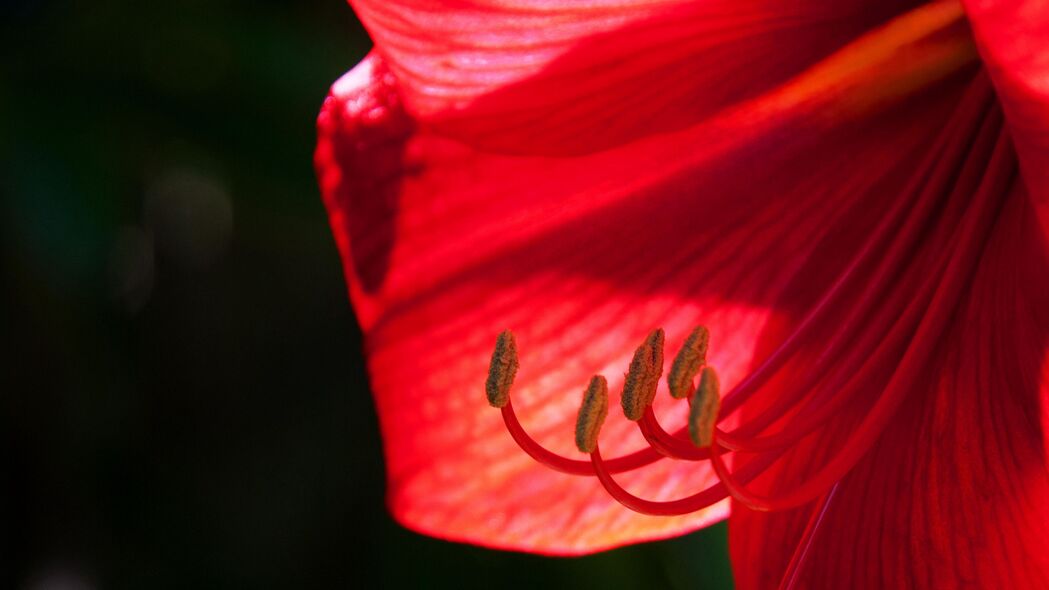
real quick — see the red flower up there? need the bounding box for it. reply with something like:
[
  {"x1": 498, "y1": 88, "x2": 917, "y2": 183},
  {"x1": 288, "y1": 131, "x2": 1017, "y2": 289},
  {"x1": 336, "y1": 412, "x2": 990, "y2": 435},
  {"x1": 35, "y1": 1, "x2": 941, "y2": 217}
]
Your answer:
[{"x1": 315, "y1": 0, "x2": 1049, "y2": 586}]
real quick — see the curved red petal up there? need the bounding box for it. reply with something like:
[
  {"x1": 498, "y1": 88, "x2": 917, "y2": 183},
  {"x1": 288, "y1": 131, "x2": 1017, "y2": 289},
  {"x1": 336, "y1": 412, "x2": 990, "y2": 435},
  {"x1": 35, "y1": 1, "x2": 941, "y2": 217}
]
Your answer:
[
  {"x1": 317, "y1": 3, "x2": 983, "y2": 554},
  {"x1": 964, "y1": 0, "x2": 1049, "y2": 205},
  {"x1": 729, "y1": 111, "x2": 1049, "y2": 587},
  {"x1": 348, "y1": 0, "x2": 928, "y2": 154}
]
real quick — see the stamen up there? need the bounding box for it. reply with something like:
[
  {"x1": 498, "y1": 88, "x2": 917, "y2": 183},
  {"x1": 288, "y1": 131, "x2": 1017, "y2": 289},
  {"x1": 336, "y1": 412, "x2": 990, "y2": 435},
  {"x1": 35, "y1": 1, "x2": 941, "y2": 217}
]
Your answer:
[
  {"x1": 689, "y1": 367, "x2": 720, "y2": 447},
  {"x1": 620, "y1": 329, "x2": 665, "y2": 421},
  {"x1": 708, "y1": 130, "x2": 1007, "y2": 511},
  {"x1": 500, "y1": 400, "x2": 662, "y2": 475},
  {"x1": 715, "y1": 263, "x2": 931, "y2": 454},
  {"x1": 485, "y1": 330, "x2": 677, "y2": 475},
  {"x1": 541, "y1": 83, "x2": 1005, "y2": 520},
  {"x1": 639, "y1": 406, "x2": 715, "y2": 460},
  {"x1": 714, "y1": 81, "x2": 990, "y2": 421},
  {"x1": 485, "y1": 329, "x2": 518, "y2": 408},
  {"x1": 590, "y1": 444, "x2": 776, "y2": 516},
  {"x1": 708, "y1": 435, "x2": 778, "y2": 512},
  {"x1": 667, "y1": 326, "x2": 709, "y2": 399},
  {"x1": 575, "y1": 376, "x2": 608, "y2": 453}
]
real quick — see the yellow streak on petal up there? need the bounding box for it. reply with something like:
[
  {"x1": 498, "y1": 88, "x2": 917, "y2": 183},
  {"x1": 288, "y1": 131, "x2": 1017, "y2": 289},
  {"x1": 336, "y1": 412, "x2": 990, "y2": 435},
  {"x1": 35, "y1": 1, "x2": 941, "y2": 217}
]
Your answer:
[{"x1": 768, "y1": 0, "x2": 977, "y2": 120}]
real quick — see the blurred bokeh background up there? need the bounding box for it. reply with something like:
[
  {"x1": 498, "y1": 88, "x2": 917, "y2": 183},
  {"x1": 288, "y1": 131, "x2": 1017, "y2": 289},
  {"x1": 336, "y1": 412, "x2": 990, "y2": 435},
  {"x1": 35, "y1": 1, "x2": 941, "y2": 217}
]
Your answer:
[{"x1": 1, "y1": 1, "x2": 733, "y2": 588}]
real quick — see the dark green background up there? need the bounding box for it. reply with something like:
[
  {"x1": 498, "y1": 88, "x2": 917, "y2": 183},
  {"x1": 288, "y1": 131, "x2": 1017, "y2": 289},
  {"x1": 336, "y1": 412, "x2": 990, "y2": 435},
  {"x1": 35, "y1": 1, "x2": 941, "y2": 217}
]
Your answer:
[{"x1": 1, "y1": 1, "x2": 733, "y2": 587}]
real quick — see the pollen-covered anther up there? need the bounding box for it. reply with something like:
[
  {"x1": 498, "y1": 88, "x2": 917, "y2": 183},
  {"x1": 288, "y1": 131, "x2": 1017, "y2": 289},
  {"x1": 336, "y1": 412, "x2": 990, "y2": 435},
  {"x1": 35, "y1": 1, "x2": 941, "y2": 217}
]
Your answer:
[
  {"x1": 485, "y1": 330, "x2": 518, "y2": 408},
  {"x1": 667, "y1": 326, "x2": 710, "y2": 399},
  {"x1": 575, "y1": 376, "x2": 609, "y2": 454},
  {"x1": 689, "y1": 366, "x2": 721, "y2": 447},
  {"x1": 620, "y1": 329, "x2": 665, "y2": 421}
]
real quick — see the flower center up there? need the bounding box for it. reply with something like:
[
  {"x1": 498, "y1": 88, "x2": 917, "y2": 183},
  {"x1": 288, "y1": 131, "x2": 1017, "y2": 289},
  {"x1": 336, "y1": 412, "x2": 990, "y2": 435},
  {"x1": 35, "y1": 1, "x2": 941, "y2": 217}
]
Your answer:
[
  {"x1": 482, "y1": 84, "x2": 1012, "y2": 516},
  {"x1": 487, "y1": 326, "x2": 787, "y2": 516}
]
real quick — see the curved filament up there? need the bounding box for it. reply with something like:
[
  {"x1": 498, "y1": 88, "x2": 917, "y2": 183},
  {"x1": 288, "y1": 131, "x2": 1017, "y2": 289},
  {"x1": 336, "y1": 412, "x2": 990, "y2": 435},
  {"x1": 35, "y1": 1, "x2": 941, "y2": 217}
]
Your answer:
[
  {"x1": 590, "y1": 444, "x2": 774, "y2": 516},
  {"x1": 501, "y1": 400, "x2": 662, "y2": 475}
]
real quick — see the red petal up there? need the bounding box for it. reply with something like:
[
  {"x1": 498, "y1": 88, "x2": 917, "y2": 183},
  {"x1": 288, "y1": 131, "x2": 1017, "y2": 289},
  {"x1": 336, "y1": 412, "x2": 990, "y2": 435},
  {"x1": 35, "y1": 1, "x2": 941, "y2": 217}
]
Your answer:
[
  {"x1": 348, "y1": 0, "x2": 929, "y2": 154},
  {"x1": 964, "y1": 0, "x2": 1049, "y2": 204},
  {"x1": 729, "y1": 97, "x2": 1049, "y2": 587},
  {"x1": 317, "y1": 3, "x2": 984, "y2": 554}
]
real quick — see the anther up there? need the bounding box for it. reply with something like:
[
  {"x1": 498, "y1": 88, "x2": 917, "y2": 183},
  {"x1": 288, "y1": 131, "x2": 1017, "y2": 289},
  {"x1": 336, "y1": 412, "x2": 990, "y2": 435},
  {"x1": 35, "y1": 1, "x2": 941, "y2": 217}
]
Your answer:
[
  {"x1": 485, "y1": 330, "x2": 518, "y2": 408},
  {"x1": 620, "y1": 329, "x2": 665, "y2": 421},
  {"x1": 575, "y1": 376, "x2": 609, "y2": 453},
  {"x1": 667, "y1": 326, "x2": 709, "y2": 399},
  {"x1": 689, "y1": 366, "x2": 720, "y2": 447}
]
